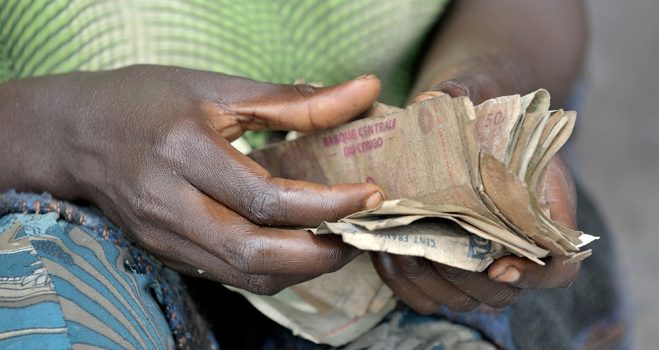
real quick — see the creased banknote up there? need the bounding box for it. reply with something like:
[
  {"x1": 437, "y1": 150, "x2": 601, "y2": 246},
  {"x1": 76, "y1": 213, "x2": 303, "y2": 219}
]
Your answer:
[{"x1": 230, "y1": 90, "x2": 597, "y2": 346}]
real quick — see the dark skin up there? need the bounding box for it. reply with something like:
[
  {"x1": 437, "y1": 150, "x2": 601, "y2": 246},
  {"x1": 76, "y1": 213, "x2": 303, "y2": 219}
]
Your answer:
[
  {"x1": 370, "y1": 0, "x2": 588, "y2": 313},
  {"x1": 0, "y1": 66, "x2": 385, "y2": 295},
  {"x1": 0, "y1": 0, "x2": 587, "y2": 312}
]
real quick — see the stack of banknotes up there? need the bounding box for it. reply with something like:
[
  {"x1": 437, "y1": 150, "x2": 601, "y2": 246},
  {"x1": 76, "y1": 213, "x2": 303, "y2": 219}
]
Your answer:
[{"x1": 231, "y1": 90, "x2": 597, "y2": 346}]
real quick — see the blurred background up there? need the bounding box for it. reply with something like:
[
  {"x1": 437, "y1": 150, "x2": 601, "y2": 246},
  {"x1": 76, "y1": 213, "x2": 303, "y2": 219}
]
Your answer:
[{"x1": 576, "y1": 1, "x2": 658, "y2": 348}]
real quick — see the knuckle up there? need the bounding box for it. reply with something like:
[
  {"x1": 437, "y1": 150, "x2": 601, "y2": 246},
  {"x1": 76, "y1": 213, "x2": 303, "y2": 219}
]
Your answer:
[
  {"x1": 146, "y1": 123, "x2": 202, "y2": 190},
  {"x1": 156, "y1": 118, "x2": 198, "y2": 167},
  {"x1": 232, "y1": 237, "x2": 268, "y2": 274},
  {"x1": 243, "y1": 186, "x2": 284, "y2": 226},
  {"x1": 487, "y1": 287, "x2": 522, "y2": 308},
  {"x1": 125, "y1": 178, "x2": 181, "y2": 230},
  {"x1": 396, "y1": 257, "x2": 430, "y2": 278},
  {"x1": 446, "y1": 295, "x2": 481, "y2": 312},
  {"x1": 245, "y1": 275, "x2": 282, "y2": 296},
  {"x1": 129, "y1": 186, "x2": 166, "y2": 223},
  {"x1": 437, "y1": 266, "x2": 472, "y2": 283}
]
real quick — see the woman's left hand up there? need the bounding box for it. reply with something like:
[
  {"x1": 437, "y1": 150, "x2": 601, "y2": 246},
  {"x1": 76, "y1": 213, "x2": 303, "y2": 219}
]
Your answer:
[{"x1": 370, "y1": 76, "x2": 581, "y2": 314}]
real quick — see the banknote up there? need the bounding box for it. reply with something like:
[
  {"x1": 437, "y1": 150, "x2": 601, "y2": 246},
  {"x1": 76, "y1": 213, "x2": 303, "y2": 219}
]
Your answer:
[{"x1": 233, "y1": 90, "x2": 597, "y2": 346}]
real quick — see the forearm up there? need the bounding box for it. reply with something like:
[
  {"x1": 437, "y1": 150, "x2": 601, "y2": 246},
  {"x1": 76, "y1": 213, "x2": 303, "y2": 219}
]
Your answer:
[{"x1": 412, "y1": 0, "x2": 588, "y2": 105}]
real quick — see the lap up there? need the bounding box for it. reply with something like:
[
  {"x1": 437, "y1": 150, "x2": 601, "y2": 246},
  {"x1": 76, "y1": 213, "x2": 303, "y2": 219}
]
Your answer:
[
  {"x1": 0, "y1": 188, "x2": 628, "y2": 349},
  {"x1": 0, "y1": 190, "x2": 217, "y2": 350}
]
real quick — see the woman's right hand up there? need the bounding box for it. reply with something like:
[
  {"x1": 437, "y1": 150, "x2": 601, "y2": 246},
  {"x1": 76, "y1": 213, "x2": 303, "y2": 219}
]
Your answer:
[{"x1": 0, "y1": 65, "x2": 384, "y2": 295}]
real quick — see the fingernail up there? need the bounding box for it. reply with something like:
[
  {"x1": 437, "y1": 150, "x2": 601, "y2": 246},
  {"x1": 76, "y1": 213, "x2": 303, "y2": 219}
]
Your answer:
[
  {"x1": 354, "y1": 73, "x2": 373, "y2": 80},
  {"x1": 364, "y1": 191, "x2": 384, "y2": 210},
  {"x1": 435, "y1": 79, "x2": 470, "y2": 98},
  {"x1": 492, "y1": 266, "x2": 520, "y2": 283}
]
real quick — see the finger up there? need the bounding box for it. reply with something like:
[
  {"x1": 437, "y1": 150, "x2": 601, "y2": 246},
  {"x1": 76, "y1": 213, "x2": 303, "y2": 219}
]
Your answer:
[
  {"x1": 430, "y1": 76, "x2": 501, "y2": 105},
  {"x1": 370, "y1": 252, "x2": 439, "y2": 315},
  {"x1": 543, "y1": 156, "x2": 577, "y2": 229},
  {"x1": 488, "y1": 255, "x2": 580, "y2": 289},
  {"x1": 159, "y1": 257, "x2": 314, "y2": 296},
  {"x1": 432, "y1": 263, "x2": 522, "y2": 309},
  {"x1": 202, "y1": 74, "x2": 381, "y2": 136},
  {"x1": 134, "y1": 226, "x2": 305, "y2": 295},
  {"x1": 390, "y1": 255, "x2": 480, "y2": 312},
  {"x1": 165, "y1": 187, "x2": 362, "y2": 276},
  {"x1": 182, "y1": 132, "x2": 384, "y2": 227}
]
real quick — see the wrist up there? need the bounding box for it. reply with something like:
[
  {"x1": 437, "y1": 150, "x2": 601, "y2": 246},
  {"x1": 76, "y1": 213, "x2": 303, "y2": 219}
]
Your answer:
[{"x1": 0, "y1": 74, "x2": 88, "y2": 199}]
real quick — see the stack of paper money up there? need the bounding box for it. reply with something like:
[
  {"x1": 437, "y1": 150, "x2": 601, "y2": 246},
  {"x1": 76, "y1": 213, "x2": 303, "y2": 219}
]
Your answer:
[{"x1": 234, "y1": 90, "x2": 596, "y2": 346}]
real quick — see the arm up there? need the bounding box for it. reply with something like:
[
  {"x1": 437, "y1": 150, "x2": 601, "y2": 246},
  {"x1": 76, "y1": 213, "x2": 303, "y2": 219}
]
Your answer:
[
  {"x1": 0, "y1": 74, "x2": 83, "y2": 199},
  {"x1": 0, "y1": 66, "x2": 384, "y2": 294},
  {"x1": 413, "y1": 0, "x2": 588, "y2": 105},
  {"x1": 372, "y1": 0, "x2": 587, "y2": 314}
]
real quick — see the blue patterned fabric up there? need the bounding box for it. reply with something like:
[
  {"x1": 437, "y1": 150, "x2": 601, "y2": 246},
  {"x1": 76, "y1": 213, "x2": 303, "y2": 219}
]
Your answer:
[
  {"x1": 0, "y1": 190, "x2": 218, "y2": 350},
  {"x1": 0, "y1": 187, "x2": 629, "y2": 350},
  {"x1": 436, "y1": 305, "x2": 514, "y2": 349},
  {"x1": 0, "y1": 191, "x2": 497, "y2": 350}
]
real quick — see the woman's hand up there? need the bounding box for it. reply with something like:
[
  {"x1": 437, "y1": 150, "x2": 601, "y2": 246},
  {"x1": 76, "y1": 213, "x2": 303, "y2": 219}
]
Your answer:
[
  {"x1": 370, "y1": 0, "x2": 587, "y2": 314},
  {"x1": 0, "y1": 65, "x2": 384, "y2": 295},
  {"x1": 370, "y1": 74, "x2": 580, "y2": 314}
]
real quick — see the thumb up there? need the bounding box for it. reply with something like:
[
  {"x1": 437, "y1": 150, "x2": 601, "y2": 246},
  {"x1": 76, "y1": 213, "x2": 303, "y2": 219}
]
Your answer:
[{"x1": 209, "y1": 74, "x2": 381, "y2": 138}]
